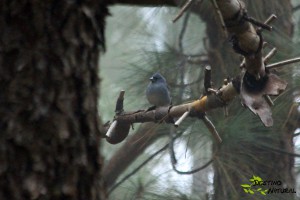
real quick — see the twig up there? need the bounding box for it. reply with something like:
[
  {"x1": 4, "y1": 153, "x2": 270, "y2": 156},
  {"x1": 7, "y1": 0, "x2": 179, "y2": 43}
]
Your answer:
[
  {"x1": 204, "y1": 65, "x2": 212, "y2": 94},
  {"x1": 174, "y1": 111, "x2": 190, "y2": 127},
  {"x1": 293, "y1": 5, "x2": 300, "y2": 12},
  {"x1": 169, "y1": 127, "x2": 178, "y2": 165},
  {"x1": 107, "y1": 91, "x2": 125, "y2": 137},
  {"x1": 263, "y1": 48, "x2": 277, "y2": 64},
  {"x1": 203, "y1": 115, "x2": 222, "y2": 143},
  {"x1": 263, "y1": 14, "x2": 277, "y2": 27},
  {"x1": 169, "y1": 135, "x2": 216, "y2": 175},
  {"x1": 178, "y1": 11, "x2": 190, "y2": 53},
  {"x1": 210, "y1": 0, "x2": 228, "y2": 38},
  {"x1": 108, "y1": 143, "x2": 169, "y2": 195},
  {"x1": 267, "y1": 57, "x2": 300, "y2": 69},
  {"x1": 263, "y1": 95, "x2": 274, "y2": 107},
  {"x1": 244, "y1": 16, "x2": 272, "y2": 31},
  {"x1": 172, "y1": 0, "x2": 195, "y2": 23},
  {"x1": 261, "y1": 48, "x2": 276, "y2": 106},
  {"x1": 106, "y1": 121, "x2": 117, "y2": 138},
  {"x1": 282, "y1": 104, "x2": 298, "y2": 130},
  {"x1": 115, "y1": 90, "x2": 125, "y2": 114},
  {"x1": 294, "y1": 132, "x2": 300, "y2": 137},
  {"x1": 255, "y1": 14, "x2": 277, "y2": 32},
  {"x1": 172, "y1": 157, "x2": 213, "y2": 175}
]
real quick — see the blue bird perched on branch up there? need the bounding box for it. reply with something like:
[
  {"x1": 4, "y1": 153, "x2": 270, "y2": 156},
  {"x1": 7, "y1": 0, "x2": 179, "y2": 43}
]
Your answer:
[{"x1": 146, "y1": 72, "x2": 171, "y2": 108}]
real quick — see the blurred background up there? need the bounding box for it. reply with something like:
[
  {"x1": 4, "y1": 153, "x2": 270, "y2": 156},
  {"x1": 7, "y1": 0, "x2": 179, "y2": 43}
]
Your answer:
[{"x1": 100, "y1": 1, "x2": 300, "y2": 199}]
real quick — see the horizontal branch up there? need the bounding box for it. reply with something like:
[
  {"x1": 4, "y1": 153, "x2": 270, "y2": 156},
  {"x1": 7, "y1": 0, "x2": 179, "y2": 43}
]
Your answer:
[
  {"x1": 104, "y1": 79, "x2": 239, "y2": 144},
  {"x1": 115, "y1": 82, "x2": 238, "y2": 125}
]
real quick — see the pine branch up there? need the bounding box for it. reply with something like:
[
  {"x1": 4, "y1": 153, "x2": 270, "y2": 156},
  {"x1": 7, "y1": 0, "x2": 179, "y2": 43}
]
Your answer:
[{"x1": 105, "y1": 78, "x2": 239, "y2": 144}]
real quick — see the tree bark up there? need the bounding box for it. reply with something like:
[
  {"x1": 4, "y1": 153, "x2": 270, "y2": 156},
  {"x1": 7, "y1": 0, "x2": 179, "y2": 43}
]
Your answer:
[{"x1": 0, "y1": 1, "x2": 108, "y2": 199}]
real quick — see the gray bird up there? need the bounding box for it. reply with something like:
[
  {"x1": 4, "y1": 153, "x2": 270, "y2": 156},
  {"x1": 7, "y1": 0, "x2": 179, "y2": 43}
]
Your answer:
[{"x1": 146, "y1": 72, "x2": 171, "y2": 107}]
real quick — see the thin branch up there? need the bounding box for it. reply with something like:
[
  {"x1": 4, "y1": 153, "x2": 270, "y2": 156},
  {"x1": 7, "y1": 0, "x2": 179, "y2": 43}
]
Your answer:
[
  {"x1": 258, "y1": 14, "x2": 277, "y2": 32},
  {"x1": 263, "y1": 48, "x2": 277, "y2": 64},
  {"x1": 169, "y1": 127, "x2": 178, "y2": 165},
  {"x1": 178, "y1": 11, "x2": 190, "y2": 53},
  {"x1": 108, "y1": 143, "x2": 169, "y2": 195},
  {"x1": 202, "y1": 115, "x2": 222, "y2": 143},
  {"x1": 172, "y1": 0, "x2": 196, "y2": 23},
  {"x1": 177, "y1": 12, "x2": 190, "y2": 101},
  {"x1": 293, "y1": 4, "x2": 300, "y2": 12},
  {"x1": 282, "y1": 103, "x2": 298, "y2": 130},
  {"x1": 263, "y1": 95, "x2": 274, "y2": 107},
  {"x1": 169, "y1": 134, "x2": 216, "y2": 175},
  {"x1": 172, "y1": 157, "x2": 214, "y2": 175},
  {"x1": 115, "y1": 90, "x2": 125, "y2": 114},
  {"x1": 204, "y1": 65, "x2": 212, "y2": 94},
  {"x1": 267, "y1": 57, "x2": 300, "y2": 69},
  {"x1": 210, "y1": 0, "x2": 228, "y2": 38},
  {"x1": 175, "y1": 111, "x2": 190, "y2": 127},
  {"x1": 294, "y1": 132, "x2": 300, "y2": 137},
  {"x1": 106, "y1": 120, "x2": 117, "y2": 138},
  {"x1": 244, "y1": 16, "x2": 272, "y2": 31}
]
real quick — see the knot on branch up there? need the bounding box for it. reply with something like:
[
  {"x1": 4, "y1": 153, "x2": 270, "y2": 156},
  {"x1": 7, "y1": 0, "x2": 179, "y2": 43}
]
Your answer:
[
  {"x1": 225, "y1": 6, "x2": 273, "y2": 31},
  {"x1": 230, "y1": 30, "x2": 263, "y2": 57},
  {"x1": 224, "y1": 8, "x2": 247, "y2": 28},
  {"x1": 243, "y1": 71, "x2": 269, "y2": 93}
]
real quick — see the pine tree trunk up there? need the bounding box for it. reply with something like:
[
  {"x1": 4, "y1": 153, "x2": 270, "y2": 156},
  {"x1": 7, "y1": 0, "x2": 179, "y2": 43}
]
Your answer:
[{"x1": 0, "y1": 1, "x2": 108, "y2": 199}]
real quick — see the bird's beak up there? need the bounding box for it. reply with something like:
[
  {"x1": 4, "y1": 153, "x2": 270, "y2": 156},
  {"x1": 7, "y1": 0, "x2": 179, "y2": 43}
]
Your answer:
[{"x1": 149, "y1": 77, "x2": 154, "y2": 81}]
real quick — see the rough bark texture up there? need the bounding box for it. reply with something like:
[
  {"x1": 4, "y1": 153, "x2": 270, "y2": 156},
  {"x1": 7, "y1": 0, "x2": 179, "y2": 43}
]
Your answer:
[{"x1": 0, "y1": 1, "x2": 108, "y2": 199}]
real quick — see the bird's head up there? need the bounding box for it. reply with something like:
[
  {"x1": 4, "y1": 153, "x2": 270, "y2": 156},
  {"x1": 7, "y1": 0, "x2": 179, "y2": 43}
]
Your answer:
[{"x1": 149, "y1": 72, "x2": 166, "y2": 83}]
